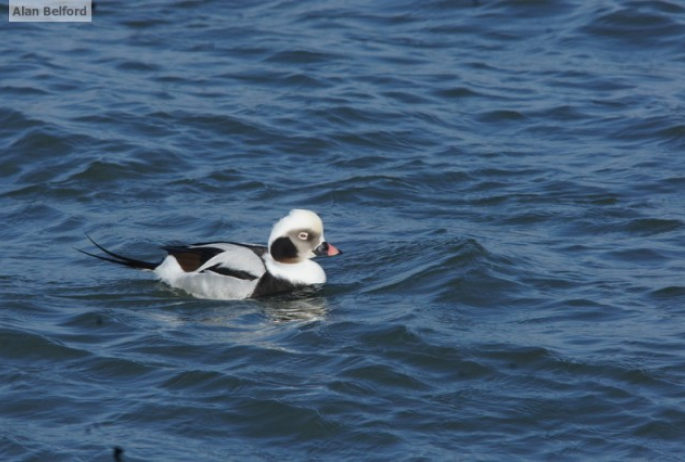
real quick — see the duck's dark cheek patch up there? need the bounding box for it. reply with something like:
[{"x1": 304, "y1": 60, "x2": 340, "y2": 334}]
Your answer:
[{"x1": 270, "y1": 236, "x2": 298, "y2": 262}]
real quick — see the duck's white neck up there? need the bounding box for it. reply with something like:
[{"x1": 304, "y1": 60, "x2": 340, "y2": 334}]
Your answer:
[{"x1": 264, "y1": 254, "x2": 326, "y2": 285}]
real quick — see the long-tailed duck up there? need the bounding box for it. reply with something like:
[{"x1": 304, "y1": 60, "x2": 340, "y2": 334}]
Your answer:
[{"x1": 80, "y1": 209, "x2": 342, "y2": 299}]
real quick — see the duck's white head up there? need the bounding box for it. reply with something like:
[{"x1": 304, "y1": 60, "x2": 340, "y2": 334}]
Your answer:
[{"x1": 268, "y1": 209, "x2": 342, "y2": 263}]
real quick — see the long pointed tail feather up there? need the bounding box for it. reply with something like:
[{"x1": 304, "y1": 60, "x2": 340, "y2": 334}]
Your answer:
[{"x1": 78, "y1": 234, "x2": 160, "y2": 271}]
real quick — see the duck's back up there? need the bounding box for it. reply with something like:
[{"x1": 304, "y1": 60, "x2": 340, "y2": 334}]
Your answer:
[{"x1": 155, "y1": 242, "x2": 268, "y2": 299}]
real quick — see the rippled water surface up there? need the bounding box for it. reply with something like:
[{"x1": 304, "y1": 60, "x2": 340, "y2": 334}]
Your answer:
[{"x1": 2, "y1": 1, "x2": 685, "y2": 460}]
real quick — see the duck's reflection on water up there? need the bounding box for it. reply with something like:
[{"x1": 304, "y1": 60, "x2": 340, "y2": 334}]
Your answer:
[
  {"x1": 150, "y1": 287, "x2": 330, "y2": 329},
  {"x1": 261, "y1": 292, "x2": 328, "y2": 323}
]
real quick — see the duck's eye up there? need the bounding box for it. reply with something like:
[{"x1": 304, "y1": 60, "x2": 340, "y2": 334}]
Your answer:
[{"x1": 298, "y1": 232, "x2": 309, "y2": 241}]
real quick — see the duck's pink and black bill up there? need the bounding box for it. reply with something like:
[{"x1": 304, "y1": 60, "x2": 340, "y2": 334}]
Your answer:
[{"x1": 314, "y1": 242, "x2": 342, "y2": 257}]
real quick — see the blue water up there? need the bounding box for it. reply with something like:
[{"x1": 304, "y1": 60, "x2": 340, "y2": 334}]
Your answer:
[{"x1": 2, "y1": 1, "x2": 685, "y2": 460}]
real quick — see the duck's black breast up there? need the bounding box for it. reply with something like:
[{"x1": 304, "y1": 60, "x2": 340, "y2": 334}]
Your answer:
[{"x1": 251, "y1": 271, "x2": 304, "y2": 298}]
